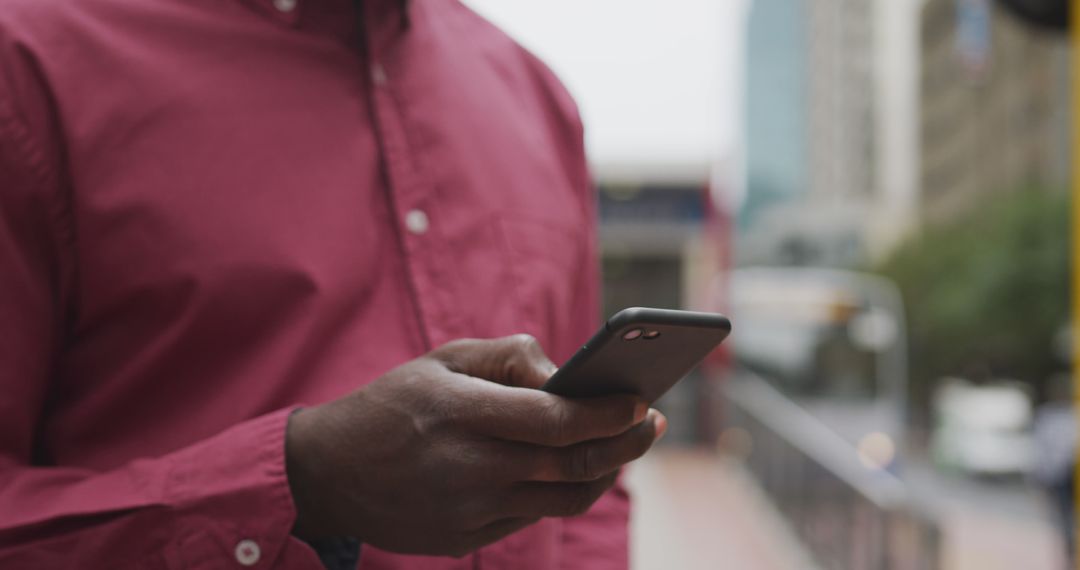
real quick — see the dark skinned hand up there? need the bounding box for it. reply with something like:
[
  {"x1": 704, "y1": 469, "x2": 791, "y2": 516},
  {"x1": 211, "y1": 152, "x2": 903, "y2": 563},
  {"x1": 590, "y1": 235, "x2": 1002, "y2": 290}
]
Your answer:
[{"x1": 285, "y1": 334, "x2": 666, "y2": 557}]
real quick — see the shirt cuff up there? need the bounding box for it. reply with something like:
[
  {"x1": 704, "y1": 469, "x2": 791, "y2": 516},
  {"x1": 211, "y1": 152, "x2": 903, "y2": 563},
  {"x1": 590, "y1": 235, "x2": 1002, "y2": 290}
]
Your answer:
[{"x1": 163, "y1": 407, "x2": 300, "y2": 569}]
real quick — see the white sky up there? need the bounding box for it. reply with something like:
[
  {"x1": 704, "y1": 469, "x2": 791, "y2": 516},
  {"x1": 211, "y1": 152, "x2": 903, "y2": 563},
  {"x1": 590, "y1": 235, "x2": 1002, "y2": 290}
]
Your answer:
[{"x1": 461, "y1": 0, "x2": 745, "y2": 183}]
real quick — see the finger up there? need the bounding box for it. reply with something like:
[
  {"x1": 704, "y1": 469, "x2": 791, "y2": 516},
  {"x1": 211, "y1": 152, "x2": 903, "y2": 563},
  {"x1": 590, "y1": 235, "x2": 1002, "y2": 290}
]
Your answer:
[
  {"x1": 528, "y1": 409, "x2": 662, "y2": 482},
  {"x1": 450, "y1": 517, "x2": 540, "y2": 557},
  {"x1": 503, "y1": 472, "x2": 619, "y2": 519},
  {"x1": 434, "y1": 334, "x2": 557, "y2": 389},
  {"x1": 455, "y1": 381, "x2": 649, "y2": 446},
  {"x1": 501, "y1": 334, "x2": 558, "y2": 389}
]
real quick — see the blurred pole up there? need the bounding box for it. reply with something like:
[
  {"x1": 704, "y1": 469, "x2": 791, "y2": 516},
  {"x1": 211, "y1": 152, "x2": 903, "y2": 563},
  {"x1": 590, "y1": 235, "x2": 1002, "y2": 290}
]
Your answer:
[
  {"x1": 1073, "y1": 0, "x2": 1080, "y2": 559},
  {"x1": 697, "y1": 174, "x2": 733, "y2": 444}
]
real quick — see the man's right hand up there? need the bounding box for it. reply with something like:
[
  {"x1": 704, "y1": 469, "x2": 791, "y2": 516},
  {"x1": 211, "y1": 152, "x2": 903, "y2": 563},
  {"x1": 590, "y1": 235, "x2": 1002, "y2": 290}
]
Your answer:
[{"x1": 285, "y1": 334, "x2": 664, "y2": 557}]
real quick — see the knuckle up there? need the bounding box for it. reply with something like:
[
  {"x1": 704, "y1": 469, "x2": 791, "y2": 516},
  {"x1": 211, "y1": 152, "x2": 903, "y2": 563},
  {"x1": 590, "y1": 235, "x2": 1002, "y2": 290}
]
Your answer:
[
  {"x1": 427, "y1": 387, "x2": 464, "y2": 424},
  {"x1": 433, "y1": 337, "x2": 469, "y2": 356},
  {"x1": 505, "y1": 334, "x2": 554, "y2": 388},
  {"x1": 429, "y1": 344, "x2": 464, "y2": 370},
  {"x1": 565, "y1": 444, "x2": 597, "y2": 481},
  {"x1": 530, "y1": 449, "x2": 556, "y2": 480},
  {"x1": 539, "y1": 399, "x2": 571, "y2": 446},
  {"x1": 510, "y1": 333, "x2": 539, "y2": 350},
  {"x1": 427, "y1": 390, "x2": 483, "y2": 436},
  {"x1": 509, "y1": 334, "x2": 545, "y2": 360},
  {"x1": 430, "y1": 338, "x2": 484, "y2": 367},
  {"x1": 635, "y1": 420, "x2": 659, "y2": 454}
]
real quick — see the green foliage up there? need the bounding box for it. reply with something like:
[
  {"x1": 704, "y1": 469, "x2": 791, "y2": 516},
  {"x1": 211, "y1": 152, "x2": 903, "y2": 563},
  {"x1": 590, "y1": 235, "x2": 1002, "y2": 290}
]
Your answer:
[{"x1": 875, "y1": 188, "x2": 1069, "y2": 423}]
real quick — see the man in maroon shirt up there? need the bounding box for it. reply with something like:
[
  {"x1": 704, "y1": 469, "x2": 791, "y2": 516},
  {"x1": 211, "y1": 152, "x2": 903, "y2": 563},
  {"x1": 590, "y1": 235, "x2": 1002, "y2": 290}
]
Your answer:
[{"x1": 0, "y1": 0, "x2": 666, "y2": 568}]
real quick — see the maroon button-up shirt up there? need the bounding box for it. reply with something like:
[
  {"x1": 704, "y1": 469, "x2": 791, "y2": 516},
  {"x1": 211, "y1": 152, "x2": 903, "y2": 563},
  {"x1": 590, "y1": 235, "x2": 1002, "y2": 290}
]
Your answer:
[{"x1": 0, "y1": 0, "x2": 627, "y2": 567}]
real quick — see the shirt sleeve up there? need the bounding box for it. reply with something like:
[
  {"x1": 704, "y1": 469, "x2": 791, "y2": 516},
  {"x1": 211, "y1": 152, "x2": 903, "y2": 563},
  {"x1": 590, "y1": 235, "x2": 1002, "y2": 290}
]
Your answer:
[
  {"x1": 0, "y1": 35, "x2": 317, "y2": 569},
  {"x1": 560, "y1": 482, "x2": 631, "y2": 570}
]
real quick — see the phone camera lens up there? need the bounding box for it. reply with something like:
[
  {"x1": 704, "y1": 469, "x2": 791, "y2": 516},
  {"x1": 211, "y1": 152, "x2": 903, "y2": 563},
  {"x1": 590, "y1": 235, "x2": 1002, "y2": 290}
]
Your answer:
[
  {"x1": 622, "y1": 328, "x2": 644, "y2": 340},
  {"x1": 643, "y1": 330, "x2": 661, "y2": 340}
]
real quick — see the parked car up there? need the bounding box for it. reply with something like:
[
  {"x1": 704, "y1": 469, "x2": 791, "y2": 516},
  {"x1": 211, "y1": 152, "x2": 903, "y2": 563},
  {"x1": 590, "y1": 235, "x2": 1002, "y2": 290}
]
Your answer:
[{"x1": 930, "y1": 378, "x2": 1035, "y2": 477}]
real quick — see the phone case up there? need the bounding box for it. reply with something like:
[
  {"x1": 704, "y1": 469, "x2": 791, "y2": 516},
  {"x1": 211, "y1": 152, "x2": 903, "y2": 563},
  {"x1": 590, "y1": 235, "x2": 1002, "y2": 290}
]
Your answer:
[{"x1": 541, "y1": 307, "x2": 732, "y2": 402}]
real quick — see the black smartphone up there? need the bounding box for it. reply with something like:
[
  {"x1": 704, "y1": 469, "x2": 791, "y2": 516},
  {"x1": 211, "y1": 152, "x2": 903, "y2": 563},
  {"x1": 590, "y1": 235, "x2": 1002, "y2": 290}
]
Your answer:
[{"x1": 541, "y1": 307, "x2": 732, "y2": 402}]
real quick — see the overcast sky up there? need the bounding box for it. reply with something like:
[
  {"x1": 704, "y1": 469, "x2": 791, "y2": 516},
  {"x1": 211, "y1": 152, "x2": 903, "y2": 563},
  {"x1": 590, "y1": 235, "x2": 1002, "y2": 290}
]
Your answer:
[{"x1": 461, "y1": 0, "x2": 746, "y2": 181}]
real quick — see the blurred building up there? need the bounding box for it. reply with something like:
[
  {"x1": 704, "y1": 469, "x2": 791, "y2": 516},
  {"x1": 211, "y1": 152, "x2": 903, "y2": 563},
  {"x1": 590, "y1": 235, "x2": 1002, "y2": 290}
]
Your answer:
[
  {"x1": 805, "y1": 0, "x2": 876, "y2": 208},
  {"x1": 743, "y1": 0, "x2": 806, "y2": 226},
  {"x1": 919, "y1": 0, "x2": 1070, "y2": 225},
  {"x1": 741, "y1": 0, "x2": 1069, "y2": 266},
  {"x1": 741, "y1": 0, "x2": 920, "y2": 266}
]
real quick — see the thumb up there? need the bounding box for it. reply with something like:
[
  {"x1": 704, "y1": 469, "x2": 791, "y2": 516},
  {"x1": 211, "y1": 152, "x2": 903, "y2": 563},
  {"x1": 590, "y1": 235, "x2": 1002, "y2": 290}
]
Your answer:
[{"x1": 432, "y1": 334, "x2": 558, "y2": 388}]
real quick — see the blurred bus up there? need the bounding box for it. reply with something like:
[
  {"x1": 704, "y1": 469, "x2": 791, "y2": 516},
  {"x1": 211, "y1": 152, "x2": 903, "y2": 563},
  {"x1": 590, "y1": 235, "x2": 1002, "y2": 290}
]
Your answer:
[{"x1": 722, "y1": 267, "x2": 909, "y2": 470}]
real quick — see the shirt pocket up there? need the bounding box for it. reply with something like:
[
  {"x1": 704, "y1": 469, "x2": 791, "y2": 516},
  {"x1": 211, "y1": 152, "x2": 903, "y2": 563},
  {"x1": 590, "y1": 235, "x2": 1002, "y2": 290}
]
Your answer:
[{"x1": 499, "y1": 213, "x2": 588, "y2": 360}]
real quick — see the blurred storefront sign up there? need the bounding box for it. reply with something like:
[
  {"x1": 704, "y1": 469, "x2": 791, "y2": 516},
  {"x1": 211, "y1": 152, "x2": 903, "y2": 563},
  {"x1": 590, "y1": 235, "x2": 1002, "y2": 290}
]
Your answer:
[{"x1": 599, "y1": 185, "x2": 704, "y2": 224}]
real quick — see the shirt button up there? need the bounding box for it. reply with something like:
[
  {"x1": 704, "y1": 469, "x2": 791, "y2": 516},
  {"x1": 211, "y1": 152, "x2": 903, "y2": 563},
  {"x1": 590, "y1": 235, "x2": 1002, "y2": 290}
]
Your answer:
[
  {"x1": 234, "y1": 539, "x2": 261, "y2": 566},
  {"x1": 371, "y1": 63, "x2": 388, "y2": 86},
  {"x1": 404, "y1": 209, "x2": 429, "y2": 235},
  {"x1": 272, "y1": 0, "x2": 296, "y2": 12}
]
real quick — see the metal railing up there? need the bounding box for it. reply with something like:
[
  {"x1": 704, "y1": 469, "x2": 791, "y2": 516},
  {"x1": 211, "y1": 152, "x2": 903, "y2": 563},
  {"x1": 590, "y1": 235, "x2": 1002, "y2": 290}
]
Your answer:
[{"x1": 724, "y1": 372, "x2": 941, "y2": 570}]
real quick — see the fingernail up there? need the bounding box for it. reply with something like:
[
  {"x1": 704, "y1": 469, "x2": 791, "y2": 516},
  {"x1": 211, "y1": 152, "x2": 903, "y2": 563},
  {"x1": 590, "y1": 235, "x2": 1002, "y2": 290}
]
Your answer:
[
  {"x1": 633, "y1": 401, "x2": 649, "y2": 424},
  {"x1": 652, "y1": 411, "x2": 668, "y2": 442}
]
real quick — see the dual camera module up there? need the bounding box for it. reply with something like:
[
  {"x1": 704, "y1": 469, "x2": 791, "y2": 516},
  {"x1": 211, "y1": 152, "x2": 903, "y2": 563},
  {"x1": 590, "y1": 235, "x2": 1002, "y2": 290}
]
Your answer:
[{"x1": 622, "y1": 328, "x2": 661, "y2": 341}]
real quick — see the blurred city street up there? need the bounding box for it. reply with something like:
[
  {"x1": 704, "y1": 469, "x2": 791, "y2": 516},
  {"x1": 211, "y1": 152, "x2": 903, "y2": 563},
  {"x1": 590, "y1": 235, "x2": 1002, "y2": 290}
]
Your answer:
[
  {"x1": 627, "y1": 446, "x2": 817, "y2": 570},
  {"x1": 628, "y1": 445, "x2": 1064, "y2": 570},
  {"x1": 903, "y1": 459, "x2": 1063, "y2": 570}
]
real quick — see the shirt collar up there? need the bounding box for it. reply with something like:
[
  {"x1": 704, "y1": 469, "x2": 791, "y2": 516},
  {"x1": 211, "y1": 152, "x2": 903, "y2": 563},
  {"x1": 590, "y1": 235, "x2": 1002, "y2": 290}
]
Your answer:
[{"x1": 245, "y1": 0, "x2": 411, "y2": 29}]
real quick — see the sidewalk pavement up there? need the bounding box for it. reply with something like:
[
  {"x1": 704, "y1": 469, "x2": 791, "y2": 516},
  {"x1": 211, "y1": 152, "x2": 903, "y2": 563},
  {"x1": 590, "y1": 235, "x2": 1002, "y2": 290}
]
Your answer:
[{"x1": 626, "y1": 446, "x2": 817, "y2": 570}]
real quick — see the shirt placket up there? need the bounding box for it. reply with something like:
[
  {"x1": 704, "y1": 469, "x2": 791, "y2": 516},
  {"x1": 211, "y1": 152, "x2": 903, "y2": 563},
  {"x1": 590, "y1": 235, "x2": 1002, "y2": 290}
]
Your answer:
[
  {"x1": 360, "y1": 14, "x2": 461, "y2": 353},
  {"x1": 358, "y1": 8, "x2": 497, "y2": 569}
]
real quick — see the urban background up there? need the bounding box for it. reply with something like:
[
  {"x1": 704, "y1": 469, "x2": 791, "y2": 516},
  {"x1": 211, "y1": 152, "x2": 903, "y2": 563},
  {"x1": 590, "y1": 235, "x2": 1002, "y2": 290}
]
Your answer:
[{"x1": 468, "y1": 0, "x2": 1071, "y2": 568}]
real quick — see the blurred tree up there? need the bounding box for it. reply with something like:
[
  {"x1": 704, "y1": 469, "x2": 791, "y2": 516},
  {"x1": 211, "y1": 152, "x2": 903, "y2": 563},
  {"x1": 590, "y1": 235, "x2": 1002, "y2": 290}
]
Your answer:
[{"x1": 875, "y1": 188, "x2": 1069, "y2": 427}]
